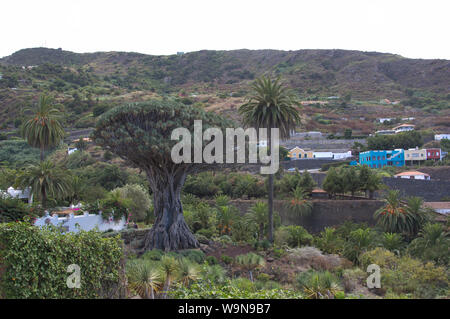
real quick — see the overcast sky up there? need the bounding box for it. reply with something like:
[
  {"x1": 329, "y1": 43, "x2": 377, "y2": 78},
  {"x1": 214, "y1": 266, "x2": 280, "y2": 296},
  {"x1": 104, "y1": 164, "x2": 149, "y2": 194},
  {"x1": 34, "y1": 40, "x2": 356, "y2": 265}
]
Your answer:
[{"x1": 2, "y1": 0, "x2": 449, "y2": 59}]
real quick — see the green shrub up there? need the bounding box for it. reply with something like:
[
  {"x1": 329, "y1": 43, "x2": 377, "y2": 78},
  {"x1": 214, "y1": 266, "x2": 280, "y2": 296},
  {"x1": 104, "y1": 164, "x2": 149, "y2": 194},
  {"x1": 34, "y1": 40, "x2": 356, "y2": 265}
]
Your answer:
[
  {"x1": 313, "y1": 227, "x2": 345, "y2": 254},
  {"x1": 221, "y1": 254, "x2": 233, "y2": 264},
  {"x1": 194, "y1": 233, "x2": 210, "y2": 244},
  {"x1": 0, "y1": 221, "x2": 124, "y2": 298},
  {"x1": 0, "y1": 197, "x2": 33, "y2": 223},
  {"x1": 179, "y1": 250, "x2": 205, "y2": 264},
  {"x1": 275, "y1": 225, "x2": 312, "y2": 247},
  {"x1": 296, "y1": 270, "x2": 341, "y2": 299},
  {"x1": 205, "y1": 256, "x2": 219, "y2": 265},
  {"x1": 141, "y1": 249, "x2": 164, "y2": 261}
]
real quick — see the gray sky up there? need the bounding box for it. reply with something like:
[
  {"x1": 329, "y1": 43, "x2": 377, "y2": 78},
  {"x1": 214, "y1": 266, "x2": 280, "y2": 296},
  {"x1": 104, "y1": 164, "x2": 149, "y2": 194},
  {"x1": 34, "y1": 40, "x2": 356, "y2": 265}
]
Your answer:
[{"x1": 2, "y1": 0, "x2": 449, "y2": 59}]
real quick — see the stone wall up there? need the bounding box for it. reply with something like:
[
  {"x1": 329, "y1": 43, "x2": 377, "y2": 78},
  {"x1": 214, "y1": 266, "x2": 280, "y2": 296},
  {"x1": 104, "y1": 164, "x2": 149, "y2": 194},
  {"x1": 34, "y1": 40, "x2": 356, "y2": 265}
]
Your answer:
[
  {"x1": 381, "y1": 177, "x2": 450, "y2": 201},
  {"x1": 228, "y1": 199, "x2": 384, "y2": 233}
]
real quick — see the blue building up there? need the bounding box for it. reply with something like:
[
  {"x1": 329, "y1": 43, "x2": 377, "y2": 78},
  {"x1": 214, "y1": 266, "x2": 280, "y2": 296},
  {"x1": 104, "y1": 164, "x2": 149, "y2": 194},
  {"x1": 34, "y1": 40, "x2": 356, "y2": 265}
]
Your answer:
[{"x1": 359, "y1": 149, "x2": 404, "y2": 168}]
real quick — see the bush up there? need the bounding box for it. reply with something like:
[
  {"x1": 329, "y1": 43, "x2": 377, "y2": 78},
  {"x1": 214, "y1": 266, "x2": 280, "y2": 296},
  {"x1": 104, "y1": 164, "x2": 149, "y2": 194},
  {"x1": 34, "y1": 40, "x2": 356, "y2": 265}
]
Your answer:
[
  {"x1": 275, "y1": 225, "x2": 312, "y2": 247},
  {"x1": 194, "y1": 233, "x2": 210, "y2": 245},
  {"x1": 0, "y1": 197, "x2": 33, "y2": 223},
  {"x1": 114, "y1": 184, "x2": 151, "y2": 222},
  {"x1": 221, "y1": 254, "x2": 233, "y2": 264},
  {"x1": 0, "y1": 221, "x2": 124, "y2": 298},
  {"x1": 205, "y1": 256, "x2": 219, "y2": 265},
  {"x1": 313, "y1": 227, "x2": 345, "y2": 254},
  {"x1": 296, "y1": 270, "x2": 341, "y2": 299},
  {"x1": 179, "y1": 250, "x2": 205, "y2": 264},
  {"x1": 141, "y1": 249, "x2": 164, "y2": 261},
  {"x1": 360, "y1": 248, "x2": 448, "y2": 298}
]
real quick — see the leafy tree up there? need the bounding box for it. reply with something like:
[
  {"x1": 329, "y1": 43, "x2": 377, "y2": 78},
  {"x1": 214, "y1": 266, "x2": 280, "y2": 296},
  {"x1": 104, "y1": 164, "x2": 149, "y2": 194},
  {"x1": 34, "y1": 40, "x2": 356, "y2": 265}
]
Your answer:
[
  {"x1": 299, "y1": 170, "x2": 317, "y2": 194},
  {"x1": 21, "y1": 95, "x2": 65, "y2": 161},
  {"x1": 114, "y1": 184, "x2": 151, "y2": 222},
  {"x1": 343, "y1": 167, "x2": 360, "y2": 196},
  {"x1": 322, "y1": 167, "x2": 345, "y2": 198},
  {"x1": 358, "y1": 165, "x2": 382, "y2": 199},
  {"x1": 15, "y1": 160, "x2": 71, "y2": 209},
  {"x1": 239, "y1": 76, "x2": 301, "y2": 242},
  {"x1": 93, "y1": 100, "x2": 233, "y2": 251},
  {"x1": 0, "y1": 197, "x2": 32, "y2": 223}
]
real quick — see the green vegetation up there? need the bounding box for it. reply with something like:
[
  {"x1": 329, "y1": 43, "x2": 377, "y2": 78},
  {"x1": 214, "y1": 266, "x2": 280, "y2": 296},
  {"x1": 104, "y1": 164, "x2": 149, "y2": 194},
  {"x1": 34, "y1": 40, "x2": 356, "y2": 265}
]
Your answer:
[
  {"x1": 0, "y1": 221, "x2": 124, "y2": 298},
  {"x1": 239, "y1": 76, "x2": 301, "y2": 243}
]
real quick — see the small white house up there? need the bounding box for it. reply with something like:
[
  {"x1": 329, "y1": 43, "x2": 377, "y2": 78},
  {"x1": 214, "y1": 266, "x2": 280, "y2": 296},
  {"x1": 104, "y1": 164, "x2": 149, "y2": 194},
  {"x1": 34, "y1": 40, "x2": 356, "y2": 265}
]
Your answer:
[
  {"x1": 313, "y1": 151, "x2": 333, "y2": 159},
  {"x1": 435, "y1": 134, "x2": 450, "y2": 141},
  {"x1": 378, "y1": 118, "x2": 394, "y2": 123},
  {"x1": 393, "y1": 124, "x2": 415, "y2": 134},
  {"x1": 394, "y1": 171, "x2": 430, "y2": 180}
]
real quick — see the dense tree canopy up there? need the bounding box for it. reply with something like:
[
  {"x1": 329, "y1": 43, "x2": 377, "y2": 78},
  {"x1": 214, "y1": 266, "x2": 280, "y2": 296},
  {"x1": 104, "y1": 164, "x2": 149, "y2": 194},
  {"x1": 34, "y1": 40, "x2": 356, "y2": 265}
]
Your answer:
[{"x1": 93, "y1": 99, "x2": 234, "y2": 250}]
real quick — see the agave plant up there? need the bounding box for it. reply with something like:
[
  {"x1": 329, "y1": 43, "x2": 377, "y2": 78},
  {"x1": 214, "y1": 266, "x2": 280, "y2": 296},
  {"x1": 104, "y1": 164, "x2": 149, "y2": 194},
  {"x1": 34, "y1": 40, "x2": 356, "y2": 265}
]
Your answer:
[
  {"x1": 127, "y1": 260, "x2": 162, "y2": 299},
  {"x1": 286, "y1": 186, "x2": 313, "y2": 217},
  {"x1": 235, "y1": 252, "x2": 265, "y2": 282},
  {"x1": 297, "y1": 270, "x2": 340, "y2": 299}
]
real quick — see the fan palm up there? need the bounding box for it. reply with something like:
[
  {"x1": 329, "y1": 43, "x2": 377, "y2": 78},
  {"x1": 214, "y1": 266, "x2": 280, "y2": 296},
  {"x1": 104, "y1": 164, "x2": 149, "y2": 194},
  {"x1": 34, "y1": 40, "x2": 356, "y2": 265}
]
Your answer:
[
  {"x1": 15, "y1": 160, "x2": 71, "y2": 209},
  {"x1": 21, "y1": 95, "x2": 65, "y2": 162},
  {"x1": 239, "y1": 76, "x2": 301, "y2": 242}
]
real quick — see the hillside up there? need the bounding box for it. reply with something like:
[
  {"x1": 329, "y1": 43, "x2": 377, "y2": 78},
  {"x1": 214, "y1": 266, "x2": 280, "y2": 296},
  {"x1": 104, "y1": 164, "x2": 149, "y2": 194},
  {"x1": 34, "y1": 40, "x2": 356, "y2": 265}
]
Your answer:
[{"x1": 0, "y1": 47, "x2": 449, "y2": 137}]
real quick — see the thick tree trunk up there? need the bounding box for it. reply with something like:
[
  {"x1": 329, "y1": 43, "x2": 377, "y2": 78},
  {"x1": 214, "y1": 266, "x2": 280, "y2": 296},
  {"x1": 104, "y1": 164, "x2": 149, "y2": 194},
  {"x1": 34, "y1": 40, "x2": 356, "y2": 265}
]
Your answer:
[{"x1": 144, "y1": 169, "x2": 199, "y2": 251}]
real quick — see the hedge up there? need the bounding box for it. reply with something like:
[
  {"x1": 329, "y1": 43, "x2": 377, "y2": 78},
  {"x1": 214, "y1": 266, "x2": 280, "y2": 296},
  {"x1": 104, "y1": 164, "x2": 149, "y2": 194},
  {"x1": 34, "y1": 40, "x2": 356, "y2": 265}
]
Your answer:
[{"x1": 0, "y1": 221, "x2": 125, "y2": 298}]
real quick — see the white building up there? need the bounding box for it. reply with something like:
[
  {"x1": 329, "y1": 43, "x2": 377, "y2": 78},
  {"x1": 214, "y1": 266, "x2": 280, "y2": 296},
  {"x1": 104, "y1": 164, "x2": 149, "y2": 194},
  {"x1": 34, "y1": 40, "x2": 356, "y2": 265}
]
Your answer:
[
  {"x1": 378, "y1": 118, "x2": 394, "y2": 123},
  {"x1": 333, "y1": 151, "x2": 352, "y2": 160},
  {"x1": 393, "y1": 124, "x2": 415, "y2": 133},
  {"x1": 313, "y1": 151, "x2": 333, "y2": 159},
  {"x1": 435, "y1": 134, "x2": 450, "y2": 141},
  {"x1": 394, "y1": 171, "x2": 430, "y2": 180},
  {"x1": 34, "y1": 211, "x2": 127, "y2": 233},
  {"x1": 0, "y1": 187, "x2": 33, "y2": 204}
]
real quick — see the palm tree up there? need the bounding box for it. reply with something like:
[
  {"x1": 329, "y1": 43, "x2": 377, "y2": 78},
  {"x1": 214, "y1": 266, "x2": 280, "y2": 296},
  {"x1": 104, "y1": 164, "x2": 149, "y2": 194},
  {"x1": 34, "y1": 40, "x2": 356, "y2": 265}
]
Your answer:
[
  {"x1": 246, "y1": 201, "x2": 268, "y2": 240},
  {"x1": 374, "y1": 191, "x2": 430, "y2": 236},
  {"x1": 239, "y1": 76, "x2": 301, "y2": 242},
  {"x1": 286, "y1": 186, "x2": 313, "y2": 217},
  {"x1": 21, "y1": 94, "x2": 65, "y2": 162},
  {"x1": 15, "y1": 160, "x2": 71, "y2": 209},
  {"x1": 127, "y1": 260, "x2": 162, "y2": 299}
]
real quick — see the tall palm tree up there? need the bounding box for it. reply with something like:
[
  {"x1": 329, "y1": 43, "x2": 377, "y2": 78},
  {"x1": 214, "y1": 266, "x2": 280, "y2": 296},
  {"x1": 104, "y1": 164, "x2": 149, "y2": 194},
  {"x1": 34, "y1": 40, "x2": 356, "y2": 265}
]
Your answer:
[
  {"x1": 15, "y1": 160, "x2": 71, "y2": 209},
  {"x1": 21, "y1": 94, "x2": 65, "y2": 162},
  {"x1": 239, "y1": 76, "x2": 301, "y2": 242}
]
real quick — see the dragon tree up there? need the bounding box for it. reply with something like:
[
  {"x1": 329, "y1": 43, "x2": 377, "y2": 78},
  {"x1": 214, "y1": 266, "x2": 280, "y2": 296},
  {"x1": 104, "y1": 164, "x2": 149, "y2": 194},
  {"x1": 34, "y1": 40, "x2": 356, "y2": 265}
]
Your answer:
[{"x1": 93, "y1": 100, "x2": 233, "y2": 251}]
